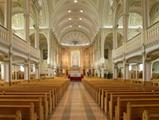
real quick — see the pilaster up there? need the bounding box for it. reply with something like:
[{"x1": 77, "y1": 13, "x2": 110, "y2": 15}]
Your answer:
[
  {"x1": 123, "y1": 0, "x2": 129, "y2": 80},
  {"x1": 24, "y1": 0, "x2": 31, "y2": 81},
  {"x1": 4, "y1": 0, "x2": 12, "y2": 85}
]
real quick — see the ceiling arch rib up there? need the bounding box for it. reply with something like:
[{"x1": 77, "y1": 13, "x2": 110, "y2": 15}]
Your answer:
[
  {"x1": 53, "y1": 2, "x2": 99, "y2": 25},
  {"x1": 61, "y1": 31, "x2": 90, "y2": 46},
  {"x1": 53, "y1": 2, "x2": 98, "y2": 29},
  {"x1": 52, "y1": 0, "x2": 99, "y2": 46},
  {"x1": 61, "y1": 30, "x2": 91, "y2": 42},
  {"x1": 57, "y1": 20, "x2": 91, "y2": 34},
  {"x1": 54, "y1": 0, "x2": 99, "y2": 19},
  {"x1": 53, "y1": 13, "x2": 97, "y2": 31},
  {"x1": 56, "y1": 20, "x2": 94, "y2": 37},
  {"x1": 58, "y1": 26, "x2": 92, "y2": 40}
]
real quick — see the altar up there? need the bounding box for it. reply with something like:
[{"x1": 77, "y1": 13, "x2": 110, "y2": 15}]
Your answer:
[
  {"x1": 67, "y1": 50, "x2": 83, "y2": 81},
  {"x1": 68, "y1": 71, "x2": 83, "y2": 81}
]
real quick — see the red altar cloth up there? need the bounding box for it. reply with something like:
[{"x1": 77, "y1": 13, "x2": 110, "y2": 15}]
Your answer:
[{"x1": 68, "y1": 75, "x2": 83, "y2": 81}]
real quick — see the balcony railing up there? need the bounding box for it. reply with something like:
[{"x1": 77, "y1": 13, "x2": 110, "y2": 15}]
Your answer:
[
  {"x1": 126, "y1": 33, "x2": 142, "y2": 54},
  {"x1": 146, "y1": 21, "x2": 159, "y2": 45},
  {"x1": 12, "y1": 34, "x2": 28, "y2": 54},
  {"x1": 113, "y1": 45, "x2": 124, "y2": 59},
  {"x1": 0, "y1": 25, "x2": 40, "y2": 61},
  {"x1": 29, "y1": 46, "x2": 40, "y2": 59},
  {"x1": 0, "y1": 25, "x2": 9, "y2": 46}
]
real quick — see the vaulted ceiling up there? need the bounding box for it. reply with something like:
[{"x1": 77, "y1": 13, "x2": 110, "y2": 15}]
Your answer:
[
  {"x1": 51, "y1": 0, "x2": 99, "y2": 46},
  {"x1": 47, "y1": 0, "x2": 112, "y2": 47}
]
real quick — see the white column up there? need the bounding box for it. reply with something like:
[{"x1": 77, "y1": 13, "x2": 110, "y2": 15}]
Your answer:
[
  {"x1": 97, "y1": 68, "x2": 100, "y2": 77},
  {"x1": 35, "y1": 14, "x2": 39, "y2": 49},
  {"x1": 24, "y1": 0, "x2": 30, "y2": 81},
  {"x1": 142, "y1": 54, "x2": 148, "y2": 81},
  {"x1": 123, "y1": 60, "x2": 128, "y2": 80},
  {"x1": 125, "y1": 64, "x2": 129, "y2": 80},
  {"x1": 1, "y1": 64, "x2": 4, "y2": 80},
  {"x1": 135, "y1": 65, "x2": 138, "y2": 79},
  {"x1": 101, "y1": 68, "x2": 104, "y2": 78},
  {"x1": 24, "y1": 64, "x2": 29, "y2": 80},
  {"x1": 113, "y1": 64, "x2": 118, "y2": 79},
  {"x1": 0, "y1": 64, "x2": 4, "y2": 80},
  {"x1": 142, "y1": 0, "x2": 149, "y2": 54},
  {"x1": 112, "y1": 4, "x2": 118, "y2": 49},
  {"x1": 141, "y1": 0, "x2": 149, "y2": 82},
  {"x1": 101, "y1": 31, "x2": 105, "y2": 60},
  {"x1": 143, "y1": 60, "x2": 151, "y2": 81},
  {"x1": 145, "y1": 61, "x2": 151, "y2": 81},
  {"x1": 15, "y1": 66, "x2": 18, "y2": 80},
  {"x1": 142, "y1": 0, "x2": 149, "y2": 31},
  {"x1": 3, "y1": 62, "x2": 10, "y2": 82},
  {"x1": 4, "y1": 0, "x2": 12, "y2": 28},
  {"x1": 24, "y1": 0, "x2": 30, "y2": 41},
  {"x1": 123, "y1": 0, "x2": 129, "y2": 80},
  {"x1": 35, "y1": 64, "x2": 40, "y2": 79},
  {"x1": 47, "y1": 29, "x2": 52, "y2": 65},
  {"x1": 4, "y1": 0, "x2": 12, "y2": 85},
  {"x1": 113, "y1": 26, "x2": 117, "y2": 49},
  {"x1": 48, "y1": 66, "x2": 51, "y2": 77}
]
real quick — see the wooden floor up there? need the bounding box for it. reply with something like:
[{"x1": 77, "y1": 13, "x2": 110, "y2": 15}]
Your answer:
[{"x1": 51, "y1": 82, "x2": 107, "y2": 120}]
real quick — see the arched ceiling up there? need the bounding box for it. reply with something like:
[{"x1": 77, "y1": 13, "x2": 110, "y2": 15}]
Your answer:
[
  {"x1": 0, "y1": 0, "x2": 114, "y2": 47},
  {"x1": 49, "y1": 0, "x2": 100, "y2": 47}
]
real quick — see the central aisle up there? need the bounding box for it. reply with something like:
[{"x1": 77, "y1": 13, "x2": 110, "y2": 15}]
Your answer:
[{"x1": 51, "y1": 82, "x2": 107, "y2": 120}]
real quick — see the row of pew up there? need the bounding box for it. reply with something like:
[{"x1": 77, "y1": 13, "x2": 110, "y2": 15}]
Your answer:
[
  {"x1": 83, "y1": 78, "x2": 159, "y2": 120},
  {"x1": 0, "y1": 77, "x2": 70, "y2": 120}
]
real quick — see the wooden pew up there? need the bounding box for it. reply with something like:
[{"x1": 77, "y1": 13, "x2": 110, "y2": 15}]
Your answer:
[
  {"x1": 142, "y1": 110, "x2": 159, "y2": 120},
  {"x1": 83, "y1": 78, "x2": 159, "y2": 120},
  {"x1": 0, "y1": 93, "x2": 49, "y2": 120},
  {"x1": 0, "y1": 110, "x2": 22, "y2": 120},
  {"x1": 0, "y1": 79, "x2": 69, "y2": 120},
  {"x1": 0, "y1": 103, "x2": 35, "y2": 120},
  {"x1": 0, "y1": 98, "x2": 44, "y2": 120},
  {"x1": 115, "y1": 96, "x2": 159, "y2": 120},
  {"x1": 108, "y1": 92, "x2": 159, "y2": 120},
  {"x1": 124, "y1": 103, "x2": 159, "y2": 120}
]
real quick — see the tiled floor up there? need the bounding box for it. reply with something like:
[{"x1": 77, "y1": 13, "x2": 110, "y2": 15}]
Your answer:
[{"x1": 51, "y1": 82, "x2": 107, "y2": 120}]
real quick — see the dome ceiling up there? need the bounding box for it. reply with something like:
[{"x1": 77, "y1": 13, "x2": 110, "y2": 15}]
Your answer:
[{"x1": 52, "y1": 0, "x2": 100, "y2": 47}]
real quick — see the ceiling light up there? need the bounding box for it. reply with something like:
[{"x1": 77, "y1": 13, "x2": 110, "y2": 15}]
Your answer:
[
  {"x1": 80, "y1": 10, "x2": 83, "y2": 13},
  {"x1": 78, "y1": 25, "x2": 81, "y2": 28},
  {"x1": 74, "y1": 0, "x2": 78, "y2": 3},
  {"x1": 79, "y1": 18, "x2": 82, "y2": 20},
  {"x1": 68, "y1": 18, "x2": 72, "y2": 20},
  {"x1": 68, "y1": 10, "x2": 71, "y2": 13}
]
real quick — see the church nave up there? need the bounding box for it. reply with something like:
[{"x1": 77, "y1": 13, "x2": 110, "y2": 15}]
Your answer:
[{"x1": 51, "y1": 82, "x2": 107, "y2": 120}]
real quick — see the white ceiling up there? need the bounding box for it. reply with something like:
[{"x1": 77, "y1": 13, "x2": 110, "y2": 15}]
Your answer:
[{"x1": 48, "y1": 0, "x2": 103, "y2": 47}]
